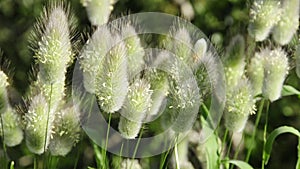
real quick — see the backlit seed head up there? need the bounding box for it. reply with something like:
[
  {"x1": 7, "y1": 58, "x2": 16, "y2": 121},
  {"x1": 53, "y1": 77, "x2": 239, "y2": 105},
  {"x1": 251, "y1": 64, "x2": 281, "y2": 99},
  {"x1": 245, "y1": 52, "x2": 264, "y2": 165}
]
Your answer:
[
  {"x1": 81, "y1": 0, "x2": 115, "y2": 26},
  {"x1": 248, "y1": 0, "x2": 282, "y2": 41},
  {"x1": 144, "y1": 69, "x2": 169, "y2": 116},
  {"x1": 118, "y1": 79, "x2": 152, "y2": 138},
  {"x1": 121, "y1": 24, "x2": 145, "y2": 79},
  {"x1": 224, "y1": 79, "x2": 256, "y2": 132},
  {"x1": 262, "y1": 47, "x2": 289, "y2": 102},
  {"x1": 118, "y1": 117, "x2": 142, "y2": 139},
  {"x1": 247, "y1": 51, "x2": 265, "y2": 96},
  {"x1": 95, "y1": 35, "x2": 128, "y2": 113},
  {"x1": 121, "y1": 159, "x2": 142, "y2": 169},
  {"x1": 49, "y1": 105, "x2": 80, "y2": 156},
  {"x1": 273, "y1": 0, "x2": 300, "y2": 45},
  {"x1": 0, "y1": 70, "x2": 9, "y2": 113},
  {"x1": 24, "y1": 94, "x2": 54, "y2": 154},
  {"x1": 192, "y1": 38, "x2": 207, "y2": 69},
  {"x1": 80, "y1": 26, "x2": 112, "y2": 93},
  {"x1": 34, "y1": 5, "x2": 73, "y2": 83},
  {"x1": 224, "y1": 35, "x2": 246, "y2": 89},
  {"x1": 0, "y1": 107, "x2": 23, "y2": 147}
]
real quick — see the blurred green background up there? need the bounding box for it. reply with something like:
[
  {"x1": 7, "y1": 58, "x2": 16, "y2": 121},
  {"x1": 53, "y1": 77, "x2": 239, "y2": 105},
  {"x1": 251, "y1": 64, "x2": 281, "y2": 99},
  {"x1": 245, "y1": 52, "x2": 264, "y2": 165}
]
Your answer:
[{"x1": 0, "y1": 0, "x2": 299, "y2": 168}]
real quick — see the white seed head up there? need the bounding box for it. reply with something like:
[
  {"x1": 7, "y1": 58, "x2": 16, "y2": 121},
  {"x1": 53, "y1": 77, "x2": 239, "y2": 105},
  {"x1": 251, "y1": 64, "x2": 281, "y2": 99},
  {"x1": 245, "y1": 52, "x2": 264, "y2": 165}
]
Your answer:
[
  {"x1": 80, "y1": 26, "x2": 112, "y2": 93},
  {"x1": 0, "y1": 107, "x2": 23, "y2": 147},
  {"x1": 224, "y1": 35, "x2": 246, "y2": 89},
  {"x1": 120, "y1": 159, "x2": 142, "y2": 169},
  {"x1": 247, "y1": 51, "x2": 265, "y2": 96},
  {"x1": 118, "y1": 79, "x2": 152, "y2": 139},
  {"x1": 95, "y1": 35, "x2": 129, "y2": 113},
  {"x1": 0, "y1": 70, "x2": 9, "y2": 113},
  {"x1": 224, "y1": 79, "x2": 256, "y2": 132},
  {"x1": 24, "y1": 94, "x2": 54, "y2": 154},
  {"x1": 273, "y1": 0, "x2": 300, "y2": 45},
  {"x1": 49, "y1": 105, "x2": 81, "y2": 156},
  {"x1": 121, "y1": 24, "x2": 145, "y2": 79},
  {"x1": 262, "y1": 47, "x2": 289, "y2": 102},
  {"x1": 82, "y1": 0, "x2": 115, "y2": 26},
  {"x1": 248, "y1": 0, "x2": 282, "y2": 41}
]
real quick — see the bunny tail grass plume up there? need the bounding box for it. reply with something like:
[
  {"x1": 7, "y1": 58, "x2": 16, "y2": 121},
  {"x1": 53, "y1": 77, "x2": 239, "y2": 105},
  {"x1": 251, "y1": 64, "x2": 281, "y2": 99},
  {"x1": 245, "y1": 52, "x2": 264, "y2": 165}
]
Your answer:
[
  {"x1": 0, "y1": 71, "x2": 9, "y2": 112},
  {"x1": 296, "y1": 45, "x2": 300, "y2": 79},
  {"x1": 272, "y1": 0, "x2": 300, "y2": 45},
  {"x1": 121, "y1": 23, "x2": 145, "y2": 79},
  {"x1": 248, "y1": 0, "x2": 282, "y2": 41},
  {"x1": 247, "y1": 51, "x2": 265, "y2": 96},
  {"x1": 163, "y1": 26, "x2": 193, "y2": 65},
  {"x1": 224, "y1": 35, "x2": 246, "y2": 89},
  {"x1": 192, "y1": 38, "x2": 207, "y2": 69},
  {"x1": 81, "y1": 0, "x2": 115, "y2": 26},
  {"x1": 262, "y1": 47, "x2": 289, "y2": 102},
  {"x1": 121, "y1": 159, "x2": 142, "y2": 169},
  {"x1": 224, "y1": 79, "x2": 256, "y2": 132},
  {"x1": 49, "y1": 104, "x2": 80, "y2": 156},
  {"x1": 168, "y1": 59, "x2": 200, "y2": 133},
  {"x1": 118, "y1": 79, "x2": 152, "y2": 139},
  {"x1": 95, "y1": 35, "x2": 128, "y2": 113},
  {"x1": 144, "y1": 69, "x2": 169, "y2": 116},
  {"x1": 80, "y1": 26, "x2": 112, "y2": 93},
  {"x1": 0, "y1": 71, "x2": 23, "y2": 147},
  {"x1": 24, "y1": 94, "x2": 54, "y2": 154},
  {"x1": 32, "y1": 3, "x2": 74, "y2": 110},
  {"x1": 0, "y1": 107, "x2": 23, "y2": 147}
]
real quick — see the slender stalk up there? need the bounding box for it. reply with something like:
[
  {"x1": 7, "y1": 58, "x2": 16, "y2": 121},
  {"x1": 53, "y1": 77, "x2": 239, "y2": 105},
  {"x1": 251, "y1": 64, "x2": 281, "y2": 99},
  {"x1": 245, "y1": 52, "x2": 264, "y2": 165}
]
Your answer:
[
  {"x1": 261, "y1": 100, "x2": 270, "y2": 169},
  {"x1": 103, "y1": 112, "x2": 112, "y2": 167},
  {"x1": 0, "y1": 112, "x2": 7, "y2": 169},
  {"x1": 159, "y1": 139, "x2": 174, "y2": 169},
  {"x1": 132, "y1": 127, "x2": 144, "y2": 159},
  {"x1": 130, "y1": 127, "x2": 144, "y2": 169},
  {"x1": 230, "y1": 134, "x2": 245, "y2": 169},
  {"x1": 245, "y1": 99, "x2": 265, "y2": 162},
  {"x1": 174, "y1": 136, "x2": 180, "y2": 169},
  {"x1": 226, "y1": 133, "x2": 233, "y2": 158}
]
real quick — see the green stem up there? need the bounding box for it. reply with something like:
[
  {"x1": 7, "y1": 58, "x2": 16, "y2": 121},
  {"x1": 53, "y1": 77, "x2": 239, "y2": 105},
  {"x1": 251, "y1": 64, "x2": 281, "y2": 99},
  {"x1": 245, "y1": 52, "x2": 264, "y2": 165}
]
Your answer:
[
  {"x1": 261, "y1": 100, "x2": 270, "y2": 169},
  {"x1": 132, "y1": 127, "x2": 143, "y2": 160},
  {"x1": 103, "y1": 112, "x2": 112, "y2": 167},
  {"x1": 245, "y1": 99, "x2": 265, "y2": 162},
  {"x1": 174, "y1": 136, "x2": 180, "y2": 169},
  {"x1": 159, "y1": 139, "x2": 174, "y2": 169},
  {"x1": 0, "y1": 112, "x2": 7, "y2": 169}
]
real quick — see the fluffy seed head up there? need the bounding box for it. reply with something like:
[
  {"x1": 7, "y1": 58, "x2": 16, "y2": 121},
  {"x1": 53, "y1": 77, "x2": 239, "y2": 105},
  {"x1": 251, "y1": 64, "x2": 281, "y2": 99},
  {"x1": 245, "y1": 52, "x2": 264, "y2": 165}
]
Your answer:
[
  {"x1": 121, "y1": 24, "x2": 145, "y2": 79},
  {"x1": 145, "y1": 69, "x2": 169, "y2": 116},
  {"x1": 224, "y1": 79, "x2": 256, "y2": 132},
  {"x1": 121, "y1": 159, "x2": 142, "y2": 169},
  {"x1": 192, "y1": 38, "x2": 207, "y2": 69},
  {"x1": 247, "y1": 51, "x2": 265, "y2": 96},
  {"x1": 80, "y1": 26, "x2": 112, "y2": 93},
  {"x1": 81, "y1": 0, "x2": 115, "y2": 26},
  {"x1": 224, "y1": 35, "x2": 246, "y2": 89},
  {"x1": 248, "y1": 0, "x2": 282, "y2": 41},
  {"x1": 24, "y1": 94, "x2": 54, "y2": 154},
  {"x1": 0, "y1": 107, "x2": 23, "y2": 147},
  {"x1": 262, "y1": 47, "x2": 289, "y2": 102},
  {"x1": 49, "y1": 105, "x2": 81, "y2": 156},
  {"x1": 272, "y1": 0, "x2": 300, "y2": 45},
  {"x1": 118, "y1": 79, "x2": 152, "y2": 139},
  {"x1": 95, "y1": 35, "x2": 128, "y2": 113},
  {"x1": 0, "y1": 70, "x2": 9, "y2": 113}
]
